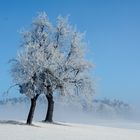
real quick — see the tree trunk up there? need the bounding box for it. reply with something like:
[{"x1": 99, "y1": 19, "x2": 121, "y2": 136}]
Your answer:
[
  {"x1": 44, "y1": 94, "x2": 54, "y2": 122},
  {"x1": 26, "y1": 94, "x2": 39, "y2": 125}
]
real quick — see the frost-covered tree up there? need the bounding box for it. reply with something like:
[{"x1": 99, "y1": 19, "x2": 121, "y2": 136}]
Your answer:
[
  {"x1": 11, "y1": 12, "x2": 95, "y2": 125},
  {"x1": 11, "y1": 13, "x2": 53, "y2": 124}
]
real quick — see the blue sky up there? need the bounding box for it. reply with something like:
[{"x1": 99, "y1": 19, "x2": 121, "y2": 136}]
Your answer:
[{"x1": 0, "y1": 0, "x2": 140, "y2": 105}]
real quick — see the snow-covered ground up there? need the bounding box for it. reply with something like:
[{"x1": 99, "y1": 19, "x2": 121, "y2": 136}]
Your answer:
[
  {"x1": 0, "y1": 120, "x2": 140, "y2": 140},
  {"x1": 0, "y1": 97, "x2": 140, "y2": 140}
]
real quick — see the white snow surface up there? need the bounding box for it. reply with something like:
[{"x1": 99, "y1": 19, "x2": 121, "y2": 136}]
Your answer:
[
  {"x1": 0, "y1": 98, "x2": 140, "y2": 140},
  {"x1": 0, "y1": 120, "x2": 140, "y2": 140}
]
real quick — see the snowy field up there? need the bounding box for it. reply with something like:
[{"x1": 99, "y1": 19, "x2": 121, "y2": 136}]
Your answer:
[
  {"x1": 0, "y1": 98, "x2": 140, "y2": 140},
  {"x1": 0, "y1": 120, "x2": 140, "y2": 140}
]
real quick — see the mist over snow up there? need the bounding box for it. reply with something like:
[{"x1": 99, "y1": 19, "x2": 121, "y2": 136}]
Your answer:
[
  {"x1": 0, "y1": 96, "x2": 140, "y2": 140},
  {"x1": 0, "y1": 96, "x2": 140, "y2": 127}
]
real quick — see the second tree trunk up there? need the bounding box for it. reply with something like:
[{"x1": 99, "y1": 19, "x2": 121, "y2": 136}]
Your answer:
[{"x1": 44, "y1": 94, "x2": 54, "y2": 122}]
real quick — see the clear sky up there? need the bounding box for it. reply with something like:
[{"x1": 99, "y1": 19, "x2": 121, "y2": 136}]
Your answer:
[{"x1": 0, "y1": 0, "x2": 140, "y2": 105}]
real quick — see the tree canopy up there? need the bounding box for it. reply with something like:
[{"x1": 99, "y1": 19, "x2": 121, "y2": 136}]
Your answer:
[{"x1": 11, "y1": 12, "x2": 95, "y2": 108}]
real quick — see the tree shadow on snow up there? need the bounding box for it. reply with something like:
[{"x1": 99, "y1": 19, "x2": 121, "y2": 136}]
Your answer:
[
  {"x1": 0, "y1": 120, "x2": 41, "y2": 127},
  {"x1": 41, "y1": 120, "x2": 72, "y2": 127},
  {"x1": 0, "y1": 120, "x2": 71, "y2": 128},
  {"x1": 0, "y1": 120, "x2": 25, "y2": 125}
]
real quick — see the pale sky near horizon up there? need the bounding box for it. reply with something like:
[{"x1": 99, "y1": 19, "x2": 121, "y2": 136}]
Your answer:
[{"x1": 0, "y1": 0, "x2": 140, "y2": 105}]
